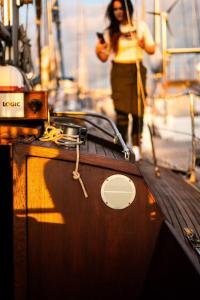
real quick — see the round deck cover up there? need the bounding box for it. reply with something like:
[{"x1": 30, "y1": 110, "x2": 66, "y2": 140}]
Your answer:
[{"x1": 101, "y1": 174, "x2": 136, "y2": 210}]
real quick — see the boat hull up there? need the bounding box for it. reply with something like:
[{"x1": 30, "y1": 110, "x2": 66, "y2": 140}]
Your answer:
[{"x1": 12, "y1": 142, "x2": 163, "y2": 299}]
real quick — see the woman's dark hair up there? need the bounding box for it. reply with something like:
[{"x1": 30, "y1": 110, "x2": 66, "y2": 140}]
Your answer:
[{"x1": 106, "y1": 0, "x2": 134, "y2": 53}]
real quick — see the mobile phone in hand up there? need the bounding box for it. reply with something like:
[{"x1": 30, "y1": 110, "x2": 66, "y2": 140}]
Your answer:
[{"x1": 96, "y1": 32, "x2": 105, "y2": 44}]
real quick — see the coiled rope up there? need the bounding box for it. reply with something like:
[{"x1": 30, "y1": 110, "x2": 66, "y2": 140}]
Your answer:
[{"x1": 40, "y1": 125, "x2": 88, "y2": 198}]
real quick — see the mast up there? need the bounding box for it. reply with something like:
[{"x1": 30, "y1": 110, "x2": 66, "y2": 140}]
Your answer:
[
  {"x1": 12, "y1": 0, "x2": 19, "y2": 65},
  {"x1": 35, "y1": 0, "x2": 42, "y2": 84},
  {"x1": 194, "y1": 0, "x2": 200, "y2": 45},
  {"x1": 3, "y1": 0, "x2": 18, "y2": 64},
  {"x1": 77, "y1": 4, "x2": 88, "y2": 92},
  {"x1": 2, "y1": 1, "x2": 32, "y2": 66},
  {"x1": 52, "y1": 0, "x2": 65, "y2": 78},
  {"x1": 46, "y1": 0, "x2": 57, "y2": 89}
]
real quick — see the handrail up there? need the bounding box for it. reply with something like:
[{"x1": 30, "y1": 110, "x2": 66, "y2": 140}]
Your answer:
[
  {"x1": 149, "y1": 126, "x2": 200, "y2": 140},
  {"x1": 51, "y1": 111, "x2": 131, "y2": 161},
  {"x1": 154, "y1": 89, "x2": 200, "y2": 99},
  {"x1": 151, "y1": 90, "x2": 200, "y2": 183},
  {"x1": 166, "y1": 48, "x2": 200, "y2": 54}
]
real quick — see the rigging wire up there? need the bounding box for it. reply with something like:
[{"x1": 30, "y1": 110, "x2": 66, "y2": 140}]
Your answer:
[
  {"x1": 124, "y1": 0, "x2": 132, "y2": 25},
  {"x1": 179, "y1": 0, "x2": 188, "y2": 79},
  {"x1": 124, "y1": 0, "x2": 147, "y2": 131},
  {"x1": 181, "y1": 0, "x2": 189, "y2": 48},
  {"x1": 191, "y1": 0, "x2": 197, "y2": 47},
  {"x1": 194, "y1": 0, "x2": 200, "y2": 46}
]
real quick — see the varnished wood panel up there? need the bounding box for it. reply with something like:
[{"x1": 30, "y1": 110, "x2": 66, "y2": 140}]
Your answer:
[
  {"x1": 13, "y1": 145, "x2": 28, "y2": 300},
  {"x1": 13, "y1": 145, "x2": 163, "y2": 300},
  {"x1": 0, "y1": 146, "x2": 13, "y2": 300}
]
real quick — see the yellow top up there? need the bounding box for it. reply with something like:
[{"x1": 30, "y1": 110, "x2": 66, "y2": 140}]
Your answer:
[{"x1": 104, "y1": 21, "x2": 154, "y2": 63}]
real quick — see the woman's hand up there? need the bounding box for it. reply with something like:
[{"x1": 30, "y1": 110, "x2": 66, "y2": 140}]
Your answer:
[
  {"x1": 95, "y1": 41, "x2": 109, "y2": 62},
  {"x1": 138, "y1": 36, "x2": 155, "y2": 55},
  {"x1": 138, "y1": 36, "x2": 145, "y2": 49}
]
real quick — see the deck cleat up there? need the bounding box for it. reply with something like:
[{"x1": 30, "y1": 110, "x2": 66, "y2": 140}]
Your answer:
[{"x1": 183, "y1": 227, "x2": 200, "y2": 256}]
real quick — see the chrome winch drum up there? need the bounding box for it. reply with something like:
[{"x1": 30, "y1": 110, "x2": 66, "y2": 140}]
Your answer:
[{"x1": 51, "y1": 118, "x2": 87, "y2": 145}]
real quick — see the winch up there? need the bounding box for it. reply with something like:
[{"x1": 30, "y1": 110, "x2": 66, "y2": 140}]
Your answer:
[{"x1": 51, "y1": 119, "x2": 87, "y2": 144}]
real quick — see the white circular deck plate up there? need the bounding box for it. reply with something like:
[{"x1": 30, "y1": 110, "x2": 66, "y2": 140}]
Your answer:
[{"x1": 101, "y1": 174, "x2": 136, "y2": 210}]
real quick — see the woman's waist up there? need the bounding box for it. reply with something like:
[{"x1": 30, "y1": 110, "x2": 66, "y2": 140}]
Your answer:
[
  {"x1": 112, "y1": 60, "x2": 142, "y2": 65},
  {"x1": 113, "y1": 49, "x2": 143, "y2": 64}
]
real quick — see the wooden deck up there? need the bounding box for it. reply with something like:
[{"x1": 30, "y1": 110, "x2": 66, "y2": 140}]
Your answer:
[{"x1": 138, "y1": 159, "x2": 200, "y2": 274}]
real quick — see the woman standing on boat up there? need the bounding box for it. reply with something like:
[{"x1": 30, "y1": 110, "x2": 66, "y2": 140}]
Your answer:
[{"x1": 95, "y1": 0, "x2": 155, "y2": 160}]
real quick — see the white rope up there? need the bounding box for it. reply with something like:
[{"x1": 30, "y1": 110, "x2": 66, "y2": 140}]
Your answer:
[
  {"x1": 72, "y1": 139, "x2": 88, "y2": 198},
  {"x1": 124, "y1": 0, "x2": 146, "y2": 103},
  {"x1": 124, "y1": 0, "x2": 147, "y2": 150},
  {"x1": 124, "y1": 0, "x2": 132, "y2": 26},
  {"x1": 132, "y1": 0, "x2": 147, "y2": 109},
  {"x1": 39, "y1": 125, "x2": 88, "y2": 198},
  {"x1": 39, "y1": 125, "x2": 63, "y2": 142},
  {"x1": 124, "y1": 0, "x2": 146, "y2": 104}
]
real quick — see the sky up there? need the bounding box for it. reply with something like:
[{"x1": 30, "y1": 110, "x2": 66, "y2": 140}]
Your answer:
[{"x1": 19, "y1": 0, "x2": 200, "y2": 90}]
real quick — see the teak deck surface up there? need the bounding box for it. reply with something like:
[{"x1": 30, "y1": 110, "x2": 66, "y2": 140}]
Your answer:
[
  {"x1": 138, "y1": 159, "x2": 200, "y2": 272},
  {"x1": 138, "y1": 160, "x2": 200, "y2": 237}
]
